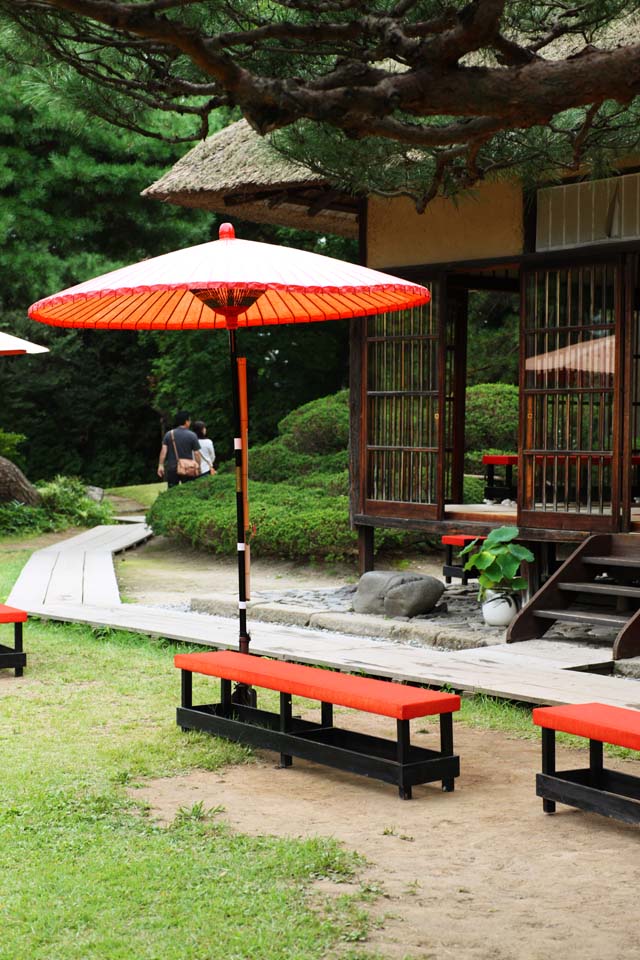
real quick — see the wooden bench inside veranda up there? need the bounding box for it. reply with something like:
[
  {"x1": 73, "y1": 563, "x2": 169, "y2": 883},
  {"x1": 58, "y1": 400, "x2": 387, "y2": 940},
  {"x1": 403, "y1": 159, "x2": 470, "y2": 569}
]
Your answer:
[
  {"x1": 533, "y1": 702, "x2": 640, "y2": 825},
  {"x1": 175, "y1": 651, "x2": 461, "y2": 799},
  {"x1": 0, "y1": 604, "x2": 27, "y2": 677}
]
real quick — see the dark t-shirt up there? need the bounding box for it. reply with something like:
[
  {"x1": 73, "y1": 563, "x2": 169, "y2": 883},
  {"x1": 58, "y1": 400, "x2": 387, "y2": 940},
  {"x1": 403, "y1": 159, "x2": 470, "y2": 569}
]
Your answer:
[{"x1": 163, "y1": 427, "x2": 200, "y2": 467}]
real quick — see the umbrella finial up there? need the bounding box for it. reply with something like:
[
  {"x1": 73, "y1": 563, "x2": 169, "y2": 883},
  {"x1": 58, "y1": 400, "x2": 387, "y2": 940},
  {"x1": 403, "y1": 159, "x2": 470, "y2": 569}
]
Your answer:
[{"x1": 219, "y1": 223, "x2": 235, "y2": 240}]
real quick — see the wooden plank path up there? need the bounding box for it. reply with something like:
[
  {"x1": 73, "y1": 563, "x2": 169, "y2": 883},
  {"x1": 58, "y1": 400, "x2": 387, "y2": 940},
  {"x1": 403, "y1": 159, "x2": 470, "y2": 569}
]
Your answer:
[
  {"x1": 7, "y1": 523, "x2": 151, "y2": 611},
  {"x1": 6, "y1": 524, "x2": 640, "y2": 709}
]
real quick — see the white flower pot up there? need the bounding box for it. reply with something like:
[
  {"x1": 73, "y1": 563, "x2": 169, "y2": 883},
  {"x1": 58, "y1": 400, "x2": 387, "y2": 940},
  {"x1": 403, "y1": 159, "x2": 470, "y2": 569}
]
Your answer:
[{"x1": 481, "y1": 590, "x2": 519, "y2": 627}]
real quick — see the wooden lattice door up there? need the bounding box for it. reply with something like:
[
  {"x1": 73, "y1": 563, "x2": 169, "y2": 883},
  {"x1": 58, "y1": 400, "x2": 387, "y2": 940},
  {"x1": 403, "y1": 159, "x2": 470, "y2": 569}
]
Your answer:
[
  {"x1": 519, "y1": 262, "x2": 623, "y2": 532},
  {"x1": 362, "y1": 294, "x2": 440, "y2": 520}
]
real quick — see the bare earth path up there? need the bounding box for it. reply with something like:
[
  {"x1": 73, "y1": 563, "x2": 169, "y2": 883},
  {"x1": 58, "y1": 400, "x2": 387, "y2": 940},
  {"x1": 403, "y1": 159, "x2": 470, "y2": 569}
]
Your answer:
[{"x1": 135, "y1": 713, "x2": 640, "y2": 960}]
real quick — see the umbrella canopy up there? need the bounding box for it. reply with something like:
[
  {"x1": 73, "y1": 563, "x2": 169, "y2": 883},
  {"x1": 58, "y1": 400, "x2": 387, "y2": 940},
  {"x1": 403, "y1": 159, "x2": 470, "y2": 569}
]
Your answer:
[
  {"x1": 29, "y1": 223, "x2": 430, "y2": 662},
  {"x1": 525, "y1": 334, "x2": 615, "y2": 377},
  {"x1": 0, "y1": 330, "x2": 49, "y2": 356},
  {"x1": 29, "y1": 223, "x2": 430, "y2": 330}
]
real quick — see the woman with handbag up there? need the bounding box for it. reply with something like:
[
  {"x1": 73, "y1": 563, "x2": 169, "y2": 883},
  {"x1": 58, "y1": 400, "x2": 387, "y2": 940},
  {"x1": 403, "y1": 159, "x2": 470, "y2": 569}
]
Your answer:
[
  {"x1": 192, "y1": 421, "x2": 216, "y2": 478},
  {"x1": 157, "y1": 411, "x2": 201, "y2": 487}
]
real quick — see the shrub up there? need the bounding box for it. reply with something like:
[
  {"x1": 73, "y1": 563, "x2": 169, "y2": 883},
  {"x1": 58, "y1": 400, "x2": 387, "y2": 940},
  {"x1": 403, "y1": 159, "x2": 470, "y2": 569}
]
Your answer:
[
  {"x1": 248, "y1": 442, "x2": 349, "y2": 484},
  {"x1": 463, "y1": 475, "x2": 486, "y2": 505},
  {"x1": 277, "y1": 389, "x2": 349, "y2": 455},
  {"x1": 0, "y1": 476, "x2": 112, "y2": 537},
  {"x1": 0, "y1": 429, "x2": 26, "y2": 461},
  {"x1": 464, "y1": 383, "x2": 519, "y2": 452},
  {"x1": 147, "y1": 471, "x2": 421, "y2": 562}
]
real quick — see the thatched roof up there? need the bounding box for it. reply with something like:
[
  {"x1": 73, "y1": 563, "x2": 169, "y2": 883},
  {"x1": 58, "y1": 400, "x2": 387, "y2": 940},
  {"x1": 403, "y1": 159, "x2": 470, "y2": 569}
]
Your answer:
[{"x1": 143, "y1": 120, "x2": 359, "y2": 239}]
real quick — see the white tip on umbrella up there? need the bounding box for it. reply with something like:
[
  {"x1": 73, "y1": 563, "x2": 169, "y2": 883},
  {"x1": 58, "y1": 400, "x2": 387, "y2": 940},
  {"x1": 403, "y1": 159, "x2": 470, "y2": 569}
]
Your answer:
[{"x1": 0, "y1": 330, "x2": 49, "y2": 356}]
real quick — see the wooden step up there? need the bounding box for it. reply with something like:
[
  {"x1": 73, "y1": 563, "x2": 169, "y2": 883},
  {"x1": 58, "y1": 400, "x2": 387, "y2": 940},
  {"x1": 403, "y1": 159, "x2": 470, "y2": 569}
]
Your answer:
[
  {"x1": 559, "y1": 582, "x2": 640, "y2": 599},
  {"x1": 583, "y1": 556, "x2": 640, "y2": 569},
  {"x1": 532, "y1": 608, "x2": 629, "y2": 628}
]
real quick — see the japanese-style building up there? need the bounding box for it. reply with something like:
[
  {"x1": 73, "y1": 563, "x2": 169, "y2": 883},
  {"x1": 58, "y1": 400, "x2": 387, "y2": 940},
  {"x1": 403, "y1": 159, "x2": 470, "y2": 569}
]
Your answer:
[{"x1": 144, "y1": 120, "x2": 640, "y2": 657}]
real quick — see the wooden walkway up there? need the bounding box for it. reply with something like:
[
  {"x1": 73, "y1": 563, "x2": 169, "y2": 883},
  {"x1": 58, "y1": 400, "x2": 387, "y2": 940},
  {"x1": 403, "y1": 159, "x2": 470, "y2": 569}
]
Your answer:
[{"x1": 7, "y1": 525, "x2": 640, "y2": 709}]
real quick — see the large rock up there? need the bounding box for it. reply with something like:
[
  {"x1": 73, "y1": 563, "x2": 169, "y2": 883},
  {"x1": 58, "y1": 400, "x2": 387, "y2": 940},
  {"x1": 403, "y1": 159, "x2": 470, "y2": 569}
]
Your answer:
[
  {"x1": 353, "y1": 570, "x2": 444, "y2": 618},
  {"x1": 384, "y1": 577, "x2": 445, "y2": 618}
]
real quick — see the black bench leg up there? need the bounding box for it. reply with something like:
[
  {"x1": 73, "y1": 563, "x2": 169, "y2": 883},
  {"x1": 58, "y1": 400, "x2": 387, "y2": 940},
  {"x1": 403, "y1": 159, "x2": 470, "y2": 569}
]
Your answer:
[
  {"x1": 321, "y1": 701, "x2": 333, "y2": 729},
  {"x1": 541, "y1": 728, "x2": 556, "y2": 814},
  {"x1": 589, "y1": 739, "x2": 604, "y2": 789},
  {"x1": 397, "y1": 719, "x2": 412, "y2": 800},
  {"x1": 279, "y1": 691, "x2": 293, "y2": 768},
  {"x1": 445, "y1": 545, "x2": 452, "y2": 585},
  {"x1": 180, "y1": 670, "x2": 192, "y2": 731},
  {"x1": 440, "y1": 712, "x2": 455, "y2": 792},
  {"x1": 14, "y1": 622, "x2": 23, "y2": 678}
]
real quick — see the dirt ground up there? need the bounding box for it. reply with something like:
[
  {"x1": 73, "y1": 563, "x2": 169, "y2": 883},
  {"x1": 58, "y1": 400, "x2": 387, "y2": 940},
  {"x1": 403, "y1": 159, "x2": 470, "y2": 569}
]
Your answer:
[
  {"x1": 9, "y1": 527, "x2": 640, "y2": 957},
  {"x1": 114, "y1": 536, "x2": 445, "y2": 607},
  {"x1": 134, "y1": 711, "x2": 640, "y2": 960}
]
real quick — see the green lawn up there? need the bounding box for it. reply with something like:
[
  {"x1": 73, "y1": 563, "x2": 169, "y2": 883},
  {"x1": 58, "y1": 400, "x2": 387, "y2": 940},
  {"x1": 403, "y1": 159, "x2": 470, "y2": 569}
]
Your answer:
[
  {"x1": 106, "y1": 483, "x2": 165, "y2": 509},
  {"x1": 0, "y1": 554, "x2": 373, "y2": 960}
]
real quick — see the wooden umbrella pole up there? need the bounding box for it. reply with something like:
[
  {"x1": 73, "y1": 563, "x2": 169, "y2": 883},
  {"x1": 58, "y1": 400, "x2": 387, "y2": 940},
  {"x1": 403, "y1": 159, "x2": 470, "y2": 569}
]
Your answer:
[{"x1": 228, "y1": 326, "x2": 251, "y2": 655}]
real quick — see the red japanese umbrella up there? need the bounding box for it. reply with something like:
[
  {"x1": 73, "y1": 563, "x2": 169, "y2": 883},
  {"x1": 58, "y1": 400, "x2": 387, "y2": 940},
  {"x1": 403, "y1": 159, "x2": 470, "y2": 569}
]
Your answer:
[
  {"x1": 29, "y1": 223, "x2": 430, "y2": 656},
  {"x1": 0, "y1": 331, "x2": 49, "y2": 357}
]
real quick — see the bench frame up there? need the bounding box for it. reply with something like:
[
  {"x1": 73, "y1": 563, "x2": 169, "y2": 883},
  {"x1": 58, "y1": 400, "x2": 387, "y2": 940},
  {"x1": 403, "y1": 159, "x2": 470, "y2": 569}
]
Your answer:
[
  {"x1": 538, "y1": 727, "x2": 640, "y2": 825},
  {"x1": 0, "y1": 618, "x2": 26, "y2": 677},
  {"x1": 178, "y1": 670, "x2": 459, "y2": 800}
]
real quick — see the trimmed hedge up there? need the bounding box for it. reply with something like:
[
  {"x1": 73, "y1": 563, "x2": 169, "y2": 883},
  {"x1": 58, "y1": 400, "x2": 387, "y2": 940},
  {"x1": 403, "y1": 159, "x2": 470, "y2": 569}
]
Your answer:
[
  {"x1": 277, "y1": 389, "x2": 349, "y2": 455},
  {"x1": 465, "y1": 383, "x2": 519, "y2": 452},
  {"x1": 146, "y1": 473, "x2": 420, "y2": 562}
]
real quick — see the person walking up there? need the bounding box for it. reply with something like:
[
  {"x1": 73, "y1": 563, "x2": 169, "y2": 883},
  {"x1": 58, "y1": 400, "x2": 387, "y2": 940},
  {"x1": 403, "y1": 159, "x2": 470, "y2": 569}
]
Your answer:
[
  {"x1": 157, "y1": 411, "x2": 201, "y2": 487},
  {"x1": 192, "y1": 420, "x2": 216, "y2": 477}
]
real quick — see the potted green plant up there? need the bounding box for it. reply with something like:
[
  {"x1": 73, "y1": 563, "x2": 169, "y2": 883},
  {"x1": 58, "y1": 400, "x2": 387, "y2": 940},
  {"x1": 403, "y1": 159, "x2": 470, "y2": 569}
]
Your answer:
[{"x1": 460, "y1": 526, "x2": 534, "y2": 626}]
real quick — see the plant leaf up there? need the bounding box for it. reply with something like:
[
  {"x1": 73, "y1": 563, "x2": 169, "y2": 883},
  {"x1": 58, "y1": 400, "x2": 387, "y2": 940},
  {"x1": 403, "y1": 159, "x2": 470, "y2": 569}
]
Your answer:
[
  {"x1": 483, "y1": 525, "x2": 519, "y2": 547},
  {"x1": 508, "y1": 543, "x2": 535, "y2": 562}
]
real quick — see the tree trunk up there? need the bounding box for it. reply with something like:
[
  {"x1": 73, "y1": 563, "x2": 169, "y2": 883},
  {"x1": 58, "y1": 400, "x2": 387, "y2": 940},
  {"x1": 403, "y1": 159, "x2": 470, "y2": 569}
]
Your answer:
[{"x1": 0, "y1": 456, "x2": 41, "y2": 506}]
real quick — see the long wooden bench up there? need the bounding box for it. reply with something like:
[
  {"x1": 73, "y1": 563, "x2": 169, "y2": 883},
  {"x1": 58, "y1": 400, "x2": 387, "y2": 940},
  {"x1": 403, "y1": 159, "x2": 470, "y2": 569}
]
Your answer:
[
  {"x1": 0, "y1": 604, "x2": 27, "y2": 677},
  {"x1": 175, "y1": 651, "x2": 461, "y2": 799},
  {"x1": 533, "y1": 702, "x2": 640, "y2": 825}
]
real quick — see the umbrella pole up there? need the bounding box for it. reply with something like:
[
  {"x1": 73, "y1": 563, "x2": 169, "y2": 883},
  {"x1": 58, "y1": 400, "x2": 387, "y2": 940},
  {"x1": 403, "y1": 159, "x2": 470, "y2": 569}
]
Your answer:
[{"x1": 228, "y1": 327, "x2": 251, "y2": 656}]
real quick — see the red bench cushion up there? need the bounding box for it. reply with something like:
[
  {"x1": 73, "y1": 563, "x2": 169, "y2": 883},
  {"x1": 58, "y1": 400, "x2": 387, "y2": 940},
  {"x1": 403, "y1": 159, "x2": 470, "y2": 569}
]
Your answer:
[
  {"x1": 0, "y1": 604, "x2": 27, "y2": 623},
  {"x1": 482, "y1": 455, "x2": 518, "y2": 465},
  {"x1": 175, "y1": 651, "x2": 460, "y2": 721},
  {"x1": 533, "y1": 702, "x2": 640, "y2": 752},
  {"x1": 441, "y1": 535, "x2": 486, "y2": 546}
]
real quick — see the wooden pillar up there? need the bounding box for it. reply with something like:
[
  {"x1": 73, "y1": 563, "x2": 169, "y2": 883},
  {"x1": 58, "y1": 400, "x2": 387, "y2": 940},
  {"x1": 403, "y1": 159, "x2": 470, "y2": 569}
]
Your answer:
[{"x1": 358, "y1": 525, "x2": 374, "y2": 575}]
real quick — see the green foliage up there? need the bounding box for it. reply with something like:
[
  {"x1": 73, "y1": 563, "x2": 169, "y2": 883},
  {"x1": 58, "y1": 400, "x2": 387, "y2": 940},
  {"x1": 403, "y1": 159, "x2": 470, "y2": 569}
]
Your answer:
[
  {"x1": 147, "y1": 474, "x2": 353, "y2": 561},
  {"x1": 461, "y1": 526, "x2": 534, "y2": 600},
  {"x1": 248, "y1": 390, "x2": 349, "y2": 482},
  {"x1": 464, "y1": 384, "x2": 519, "y2": 452},
  {"x1": 148, "y1": 472, "x2": 418, "y2": 562},
  {"x1": 250, "y1": 443, "x2": 348, "y2": 484},
  {"x1": 278, "y1": 390, "x2": 350, "y2": 454},
  {"x1": 462, "y1": 475, "x2": 486, "y2": 505},
  {"x1": 0, "y1": 54, "x2": 213, "y2": 486},
  {"x1": 0, "y1": 475, "x2": 112, "y2": 536},
  {"x1": 0, "y1": 428, "x2": 25, "y2": 461},
  {"x1": 466, "y1": 292, "x2": 519, "y2": 386}
]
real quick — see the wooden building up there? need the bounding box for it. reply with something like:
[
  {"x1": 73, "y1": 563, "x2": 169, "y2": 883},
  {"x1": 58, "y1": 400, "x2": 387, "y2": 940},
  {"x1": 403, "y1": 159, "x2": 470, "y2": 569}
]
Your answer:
[{"x1": 145, "y1": 121, "x2": 640, "y2": 655}]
